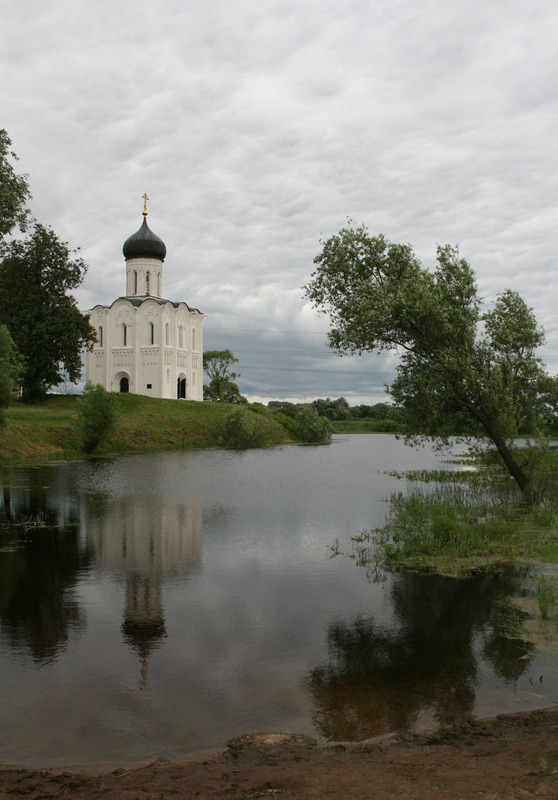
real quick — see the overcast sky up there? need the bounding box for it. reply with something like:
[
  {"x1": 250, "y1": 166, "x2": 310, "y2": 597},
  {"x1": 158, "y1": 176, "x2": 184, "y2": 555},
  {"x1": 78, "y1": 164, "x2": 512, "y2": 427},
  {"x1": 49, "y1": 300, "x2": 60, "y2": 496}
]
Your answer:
[{"x1": 2, "y1": 0, "x2": 557, "y2": 404}]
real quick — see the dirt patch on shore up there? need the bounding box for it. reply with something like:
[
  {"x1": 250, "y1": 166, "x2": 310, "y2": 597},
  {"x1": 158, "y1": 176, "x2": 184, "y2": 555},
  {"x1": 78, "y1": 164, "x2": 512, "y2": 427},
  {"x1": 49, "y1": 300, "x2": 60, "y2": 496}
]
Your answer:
[{"x1": 2, "y1": 707, "x2": 558, "y2": 799}]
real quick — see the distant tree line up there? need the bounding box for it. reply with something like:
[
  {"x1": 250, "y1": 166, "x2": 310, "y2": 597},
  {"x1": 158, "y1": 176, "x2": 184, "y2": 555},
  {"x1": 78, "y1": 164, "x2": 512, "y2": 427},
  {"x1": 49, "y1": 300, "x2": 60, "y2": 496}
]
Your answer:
[{"x1": 268, "y1": 397, "x2": 401, "y2": 431}]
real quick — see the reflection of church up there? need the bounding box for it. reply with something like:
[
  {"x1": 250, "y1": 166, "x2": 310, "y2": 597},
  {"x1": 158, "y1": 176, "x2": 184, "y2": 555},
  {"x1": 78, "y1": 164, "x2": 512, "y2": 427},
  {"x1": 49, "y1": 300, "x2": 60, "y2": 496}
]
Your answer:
[
  {"x1": 86, "y1": 195, "x2": 204, "y2": 400},
  {"x1": 86, "y1": 498, "x2": 202, "y2": 686}
]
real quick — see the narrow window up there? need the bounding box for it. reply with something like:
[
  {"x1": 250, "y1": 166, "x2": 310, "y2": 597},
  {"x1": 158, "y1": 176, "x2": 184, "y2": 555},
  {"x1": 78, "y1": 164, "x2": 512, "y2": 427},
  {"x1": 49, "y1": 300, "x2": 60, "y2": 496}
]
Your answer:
[
  {"x1": 123, "y1": 324, "x2": 127, "y2": 346},
  {"x1": 98, "y1": 325, "x2": 103, "y2": 347},
  {"x1": 149, "y1": 321, "x2": 154, "y2": 345},
  {"x1": 134, "y1": 271, "x2": 138, "y2": 294},
  {"x1": 192, "y1": 328, "x2": 196, "y2": 350},
  {"x1": 179, "y1": 325, "x2": 183, "y2": 348},
  {"x1": 146, "y1": 271, "x2": 150, "y2": 295},
  {"x1": 165, "y1": 322, "x2": 169, "y2": 346}
]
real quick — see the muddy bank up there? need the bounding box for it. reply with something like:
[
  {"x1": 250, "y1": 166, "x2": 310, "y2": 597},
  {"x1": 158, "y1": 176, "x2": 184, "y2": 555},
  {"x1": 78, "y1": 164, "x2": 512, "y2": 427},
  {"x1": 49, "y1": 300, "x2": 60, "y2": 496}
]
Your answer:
[{"x1": 2, "y1": 707, "x2": 558, "y2": 798}]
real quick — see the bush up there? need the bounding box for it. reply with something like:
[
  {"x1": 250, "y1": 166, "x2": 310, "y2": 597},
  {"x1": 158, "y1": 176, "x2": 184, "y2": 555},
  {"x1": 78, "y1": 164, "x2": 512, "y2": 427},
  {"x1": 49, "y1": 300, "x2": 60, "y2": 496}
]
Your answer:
[
  {"x1": 76, "y1": 383, "x2": 116, "y2": 453},
  {"x1": 221, "y1": 408, "x2": 283, "y2": 449},
  {"x1": 295, "y1": 405, "x2": 333, "y2": 444}
]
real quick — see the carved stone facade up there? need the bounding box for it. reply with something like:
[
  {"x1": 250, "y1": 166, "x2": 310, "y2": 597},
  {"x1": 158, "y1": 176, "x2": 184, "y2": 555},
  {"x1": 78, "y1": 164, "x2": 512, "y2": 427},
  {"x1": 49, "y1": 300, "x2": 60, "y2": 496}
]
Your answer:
[{"x1": 86, "y1": 208, "x2": 204, "y2": 400}]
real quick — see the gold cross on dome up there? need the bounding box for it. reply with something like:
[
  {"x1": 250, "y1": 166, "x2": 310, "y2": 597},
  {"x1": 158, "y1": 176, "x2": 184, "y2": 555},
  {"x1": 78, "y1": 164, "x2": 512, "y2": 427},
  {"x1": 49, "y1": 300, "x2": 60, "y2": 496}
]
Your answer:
[{"x1": 142, "y1": 193, "x2": 149, "y2": 216}]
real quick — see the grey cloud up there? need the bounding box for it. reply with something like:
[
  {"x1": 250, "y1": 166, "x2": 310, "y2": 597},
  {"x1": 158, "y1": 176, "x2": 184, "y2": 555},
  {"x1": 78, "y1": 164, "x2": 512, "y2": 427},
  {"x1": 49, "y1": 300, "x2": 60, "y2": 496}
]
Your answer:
[{"x1": 2, "y1": 0, "x2": 557, "y2": 403}]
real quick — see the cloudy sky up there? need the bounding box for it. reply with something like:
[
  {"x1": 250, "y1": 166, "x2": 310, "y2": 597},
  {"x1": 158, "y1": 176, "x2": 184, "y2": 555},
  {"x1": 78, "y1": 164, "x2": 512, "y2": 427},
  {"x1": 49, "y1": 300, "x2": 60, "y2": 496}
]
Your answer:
[{"x1": 2, "y1": 0, "x2": 557, "y2": 404}]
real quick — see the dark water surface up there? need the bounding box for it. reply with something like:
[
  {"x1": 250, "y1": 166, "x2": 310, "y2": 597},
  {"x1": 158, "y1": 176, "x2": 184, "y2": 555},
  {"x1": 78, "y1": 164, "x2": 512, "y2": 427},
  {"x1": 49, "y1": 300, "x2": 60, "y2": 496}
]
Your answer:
[{"x1": 1, "y1": 435, "x2": 556, "y2": 767}]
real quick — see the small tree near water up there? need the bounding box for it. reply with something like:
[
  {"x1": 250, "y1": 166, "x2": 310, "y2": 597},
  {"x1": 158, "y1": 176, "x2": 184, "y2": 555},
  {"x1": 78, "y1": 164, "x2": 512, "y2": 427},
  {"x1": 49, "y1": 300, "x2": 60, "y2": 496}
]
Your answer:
[
  {"x1": 296, "y1": 405, "x2": 333, "y2": 443},
  {"x1": 76, "y1": 383, "x2": 116, "y2": 453}
]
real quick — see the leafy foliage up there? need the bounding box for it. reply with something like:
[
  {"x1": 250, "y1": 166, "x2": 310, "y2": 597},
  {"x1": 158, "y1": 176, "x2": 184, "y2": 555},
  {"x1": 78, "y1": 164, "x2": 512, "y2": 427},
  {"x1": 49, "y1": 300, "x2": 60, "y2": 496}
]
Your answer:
[
  {"x1": 305, "y1": 223, "x2": 558, "y2": 496},
  {"x1": 295, "y1": 405, "x2": 333, "y2": 443},
  {"x1": 0, "y1": 324, "x2": 23, "y2": 425},
  {"x1": 203, "y1": 349, "x2": 246, "y2": 402},
  {"x1": 0, "y1": 223, "x2": 96, "y2": 401},
  {"x1": 76, "y1": 383, "x2": 116, "y2": 453},
  {"x1": 0, "y1": 129, "x2": 31, "y2": 240},
  {"x1": 220, "y1": 407, "x2": 283, "y2": 448}
]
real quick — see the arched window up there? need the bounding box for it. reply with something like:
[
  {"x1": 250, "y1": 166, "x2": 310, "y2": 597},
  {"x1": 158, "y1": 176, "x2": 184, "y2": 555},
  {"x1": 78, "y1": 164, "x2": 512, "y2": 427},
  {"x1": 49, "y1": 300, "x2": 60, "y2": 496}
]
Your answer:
[
  {"x1": 133, "y1": 271, "x2": 138, "y2": 294},
  {"x1": 192, "y1": 328, "x2": 196, "y2": 350},
  {"x1": 98, "y1": 325, "x2": 103, "y2": 348},
  {"x1": 165, "y1": 322, "x2": 170, "y2": 346},
  {"x1": 146, "y1": 271, "x2": 150, "y2": 295},
  {"x1": 122, "y1": 324, "x2": 127, "y2": 346},
  {"x1": 179, "y1": 325, "x2": 184, "y2": 349},
  {"x1": 149, "y1": 321, "x2": 154, "y2": 345}
]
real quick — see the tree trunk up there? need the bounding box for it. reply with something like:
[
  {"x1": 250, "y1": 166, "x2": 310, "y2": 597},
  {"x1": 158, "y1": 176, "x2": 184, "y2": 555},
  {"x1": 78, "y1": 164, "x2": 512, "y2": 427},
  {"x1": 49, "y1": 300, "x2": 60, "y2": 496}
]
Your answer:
[{"x1": 458, "y1": 399, "x2": 533, "y2": 499}]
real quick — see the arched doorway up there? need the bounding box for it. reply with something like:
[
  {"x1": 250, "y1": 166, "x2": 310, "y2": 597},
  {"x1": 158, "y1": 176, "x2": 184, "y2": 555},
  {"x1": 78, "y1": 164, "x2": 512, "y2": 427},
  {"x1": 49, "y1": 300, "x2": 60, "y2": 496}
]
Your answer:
[
  {"x1": 177, "y1": 376, "x2": 186, "y2": 399},
  {"x1": 120, "y1": 376, "x2": 129, "y2": 393}
]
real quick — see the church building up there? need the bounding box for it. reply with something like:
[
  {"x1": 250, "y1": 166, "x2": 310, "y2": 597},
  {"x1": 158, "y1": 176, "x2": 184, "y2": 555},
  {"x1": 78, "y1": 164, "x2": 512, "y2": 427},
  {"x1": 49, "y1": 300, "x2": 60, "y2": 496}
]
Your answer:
[{"x1": 86, "y1": 196, "x2": 204, "y2": 400}]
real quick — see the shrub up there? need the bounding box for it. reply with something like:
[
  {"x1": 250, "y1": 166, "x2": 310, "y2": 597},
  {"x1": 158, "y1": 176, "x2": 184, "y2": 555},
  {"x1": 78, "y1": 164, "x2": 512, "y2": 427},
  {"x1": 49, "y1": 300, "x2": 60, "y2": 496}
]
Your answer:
[
  {"x1": 221, "y1": 408, "x2": 283, "y2": 449},
  {"x1": 76, "y1": 383, "x2": 116, "y2": 453},
  {"x1": 295, "y1": 405, "x2": 333, "y2": 444}
]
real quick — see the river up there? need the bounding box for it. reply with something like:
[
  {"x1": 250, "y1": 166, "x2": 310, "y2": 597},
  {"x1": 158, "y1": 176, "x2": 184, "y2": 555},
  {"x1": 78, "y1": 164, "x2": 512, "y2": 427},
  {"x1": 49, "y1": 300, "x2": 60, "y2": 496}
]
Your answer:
[{"x1": 0, "y1": 435, "x2": 556, "y2": 767}]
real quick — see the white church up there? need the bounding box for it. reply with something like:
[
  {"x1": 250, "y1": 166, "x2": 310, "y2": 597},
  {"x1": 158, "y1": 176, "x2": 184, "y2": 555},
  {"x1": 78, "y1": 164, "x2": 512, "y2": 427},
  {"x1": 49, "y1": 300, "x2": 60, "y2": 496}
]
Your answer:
[{"x1": 86, "y1": 197, "x2": 204, "y2": 400}]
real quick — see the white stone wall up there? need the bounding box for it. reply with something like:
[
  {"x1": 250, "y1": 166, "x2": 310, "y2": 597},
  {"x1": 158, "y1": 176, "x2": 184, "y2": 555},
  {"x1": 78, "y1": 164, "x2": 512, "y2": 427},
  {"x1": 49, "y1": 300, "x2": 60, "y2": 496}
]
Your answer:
[{"x1": 86, "y1": 298, "x2": 204, "y2": 401}]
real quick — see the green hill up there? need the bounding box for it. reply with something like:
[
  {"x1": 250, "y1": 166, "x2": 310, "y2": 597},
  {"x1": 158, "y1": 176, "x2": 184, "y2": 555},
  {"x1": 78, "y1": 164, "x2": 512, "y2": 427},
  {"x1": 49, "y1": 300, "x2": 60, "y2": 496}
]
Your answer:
[{"x1": 0, "y1": 395, "x2": 294, "y2": 464}]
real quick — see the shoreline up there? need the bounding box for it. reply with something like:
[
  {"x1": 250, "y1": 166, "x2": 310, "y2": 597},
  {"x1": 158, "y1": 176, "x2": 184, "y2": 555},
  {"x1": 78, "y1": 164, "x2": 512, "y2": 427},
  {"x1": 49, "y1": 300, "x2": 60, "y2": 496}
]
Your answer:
[
  {"x1": 2, "y1": 707, "x2": 558, "y2": 798},
  {"x1": 1, "y1": 704, "x2": 554, "y2": 775}
]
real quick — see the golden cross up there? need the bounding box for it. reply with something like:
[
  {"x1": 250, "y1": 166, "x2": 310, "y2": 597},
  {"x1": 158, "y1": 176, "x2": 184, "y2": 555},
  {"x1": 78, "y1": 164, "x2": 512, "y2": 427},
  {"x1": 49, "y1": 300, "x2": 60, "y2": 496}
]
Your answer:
[{"x1": 142, "y1": 193, "x2": 149, "y2": 216}]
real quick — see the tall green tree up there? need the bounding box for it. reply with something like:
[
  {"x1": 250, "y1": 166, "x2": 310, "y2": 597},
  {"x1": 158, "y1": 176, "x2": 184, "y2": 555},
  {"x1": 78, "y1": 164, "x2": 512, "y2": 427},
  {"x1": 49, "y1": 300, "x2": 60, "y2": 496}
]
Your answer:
[
  {"x1": 0, "y1": 129, "x2": 31, "y2": 239},
  {"x1": 0, "y1": 324, "x2": 22, "y2": 425},
  {"x1": 0, "y1": 223, "x2": 96, "y2": 401},
  {"x1": 203, "y1": 349, "x2": 246, "y2": 403},
  {"x1": 305, "y1": 224, "x2": 557, "y2": 497}
]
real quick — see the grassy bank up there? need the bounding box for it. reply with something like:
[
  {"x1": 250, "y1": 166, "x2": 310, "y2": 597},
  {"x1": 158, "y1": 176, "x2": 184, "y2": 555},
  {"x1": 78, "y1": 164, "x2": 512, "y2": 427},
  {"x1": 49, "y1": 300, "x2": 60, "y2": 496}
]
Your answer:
[{"x1": 0, "y1": 395, "x2": 294, "y2": 464}]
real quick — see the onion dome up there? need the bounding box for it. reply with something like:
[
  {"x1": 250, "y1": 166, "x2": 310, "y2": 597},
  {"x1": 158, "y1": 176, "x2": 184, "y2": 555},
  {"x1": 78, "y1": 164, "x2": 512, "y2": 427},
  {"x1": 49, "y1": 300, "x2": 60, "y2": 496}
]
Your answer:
[{"x1": 122, "y1": 216, "x2": 167, "y2": 262}]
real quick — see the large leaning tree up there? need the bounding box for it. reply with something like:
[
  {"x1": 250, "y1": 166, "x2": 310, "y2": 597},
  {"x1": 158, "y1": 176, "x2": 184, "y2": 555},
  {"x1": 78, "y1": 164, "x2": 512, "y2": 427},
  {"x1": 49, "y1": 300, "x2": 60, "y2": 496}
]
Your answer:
[
  {"x1": 0, "y1": 223, "x2": 96, "y2": 402},
  {"x1": 304, "y1": 223, "x2": 558, "y2": 498}
]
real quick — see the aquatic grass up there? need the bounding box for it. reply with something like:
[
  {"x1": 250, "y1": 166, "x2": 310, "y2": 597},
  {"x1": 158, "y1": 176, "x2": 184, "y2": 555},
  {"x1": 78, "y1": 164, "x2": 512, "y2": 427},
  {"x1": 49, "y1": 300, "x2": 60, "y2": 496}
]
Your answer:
[
  {"x1": 536, "y1": 577, "x2": 558, "y2": 620},
  {"x1": 354, "y1": 463, "x2": 558, "y2": 577}
]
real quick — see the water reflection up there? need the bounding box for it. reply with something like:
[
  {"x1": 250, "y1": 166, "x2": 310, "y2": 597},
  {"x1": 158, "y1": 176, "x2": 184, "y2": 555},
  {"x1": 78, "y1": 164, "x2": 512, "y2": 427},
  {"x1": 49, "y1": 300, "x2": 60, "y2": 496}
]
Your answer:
[
  {"x1": 0, "y1": 440, "x2": 555, "y2": 766},
  {"x1": 305, "y1": 570, "x2": 533, "y2": 739},
  {"x1": 86, "y1": 497, "x2": 202, "y2": 687},
  {"x1": 0, "y1": 524, "x2": 86, "y2": 664}
]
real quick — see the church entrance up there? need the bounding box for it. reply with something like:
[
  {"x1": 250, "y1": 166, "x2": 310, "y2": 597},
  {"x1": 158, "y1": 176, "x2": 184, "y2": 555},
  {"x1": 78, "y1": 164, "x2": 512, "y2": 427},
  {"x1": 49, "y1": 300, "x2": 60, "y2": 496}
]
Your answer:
[
  {"x1": 177, "y1": 376, "x2": 186, "y2": 400},
  {"x1": 119, "y1": 376, "x2": 130, "y2": 393}
]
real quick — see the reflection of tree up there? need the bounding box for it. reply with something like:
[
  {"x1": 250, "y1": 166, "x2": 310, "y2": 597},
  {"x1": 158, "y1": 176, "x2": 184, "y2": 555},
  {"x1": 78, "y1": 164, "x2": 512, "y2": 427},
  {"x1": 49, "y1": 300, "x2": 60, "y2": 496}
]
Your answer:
[
  {"x1": 305, "y1": 570, "x2": 533, "y2": 741},
  {"x1": 0, "y1": 526, "x2": 88, "y2": 664}
]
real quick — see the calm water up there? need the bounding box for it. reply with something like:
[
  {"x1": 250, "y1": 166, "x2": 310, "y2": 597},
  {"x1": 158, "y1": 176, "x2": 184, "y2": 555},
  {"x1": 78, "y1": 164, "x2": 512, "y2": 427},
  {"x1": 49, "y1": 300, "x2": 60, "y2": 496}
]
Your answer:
[{"x1": 0, "y1": 435, "x2": 557, "y2": 767}]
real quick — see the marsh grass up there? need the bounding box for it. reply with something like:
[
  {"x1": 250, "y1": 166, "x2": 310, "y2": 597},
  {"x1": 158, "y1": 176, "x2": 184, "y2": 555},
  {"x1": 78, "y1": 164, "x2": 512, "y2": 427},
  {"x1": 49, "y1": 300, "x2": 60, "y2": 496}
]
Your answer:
[
  {"x1": 536, "y1": 577, "x2": 558, "y2": 620},
  {"x1": 355, "y1": 460, "x2": 558, "y2": 577}
]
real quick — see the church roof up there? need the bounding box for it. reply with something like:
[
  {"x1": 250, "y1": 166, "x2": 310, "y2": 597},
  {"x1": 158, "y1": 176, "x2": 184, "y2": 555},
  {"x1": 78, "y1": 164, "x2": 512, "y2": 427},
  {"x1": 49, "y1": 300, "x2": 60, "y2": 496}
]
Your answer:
[
  {"x1": 91, "y1": 296, "x2": 203, "y2": 314},
  {"x1": 123, "y1": 217, "x2": 167, "y2": 262}
]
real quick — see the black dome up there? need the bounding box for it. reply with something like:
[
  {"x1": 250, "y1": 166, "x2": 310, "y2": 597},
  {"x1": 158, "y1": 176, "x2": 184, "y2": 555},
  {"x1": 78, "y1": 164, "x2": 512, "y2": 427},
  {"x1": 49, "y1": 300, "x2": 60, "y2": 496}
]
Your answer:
[{"x1": 123, "y1": 217, "x2": 167, "y2": 261}]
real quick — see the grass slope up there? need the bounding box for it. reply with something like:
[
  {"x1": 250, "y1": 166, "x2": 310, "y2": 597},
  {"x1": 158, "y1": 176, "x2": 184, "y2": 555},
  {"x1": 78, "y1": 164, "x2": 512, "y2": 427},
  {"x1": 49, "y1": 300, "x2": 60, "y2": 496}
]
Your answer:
[{"x1": 0, "y1": 395, "x2": 292, "y2": 463}]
